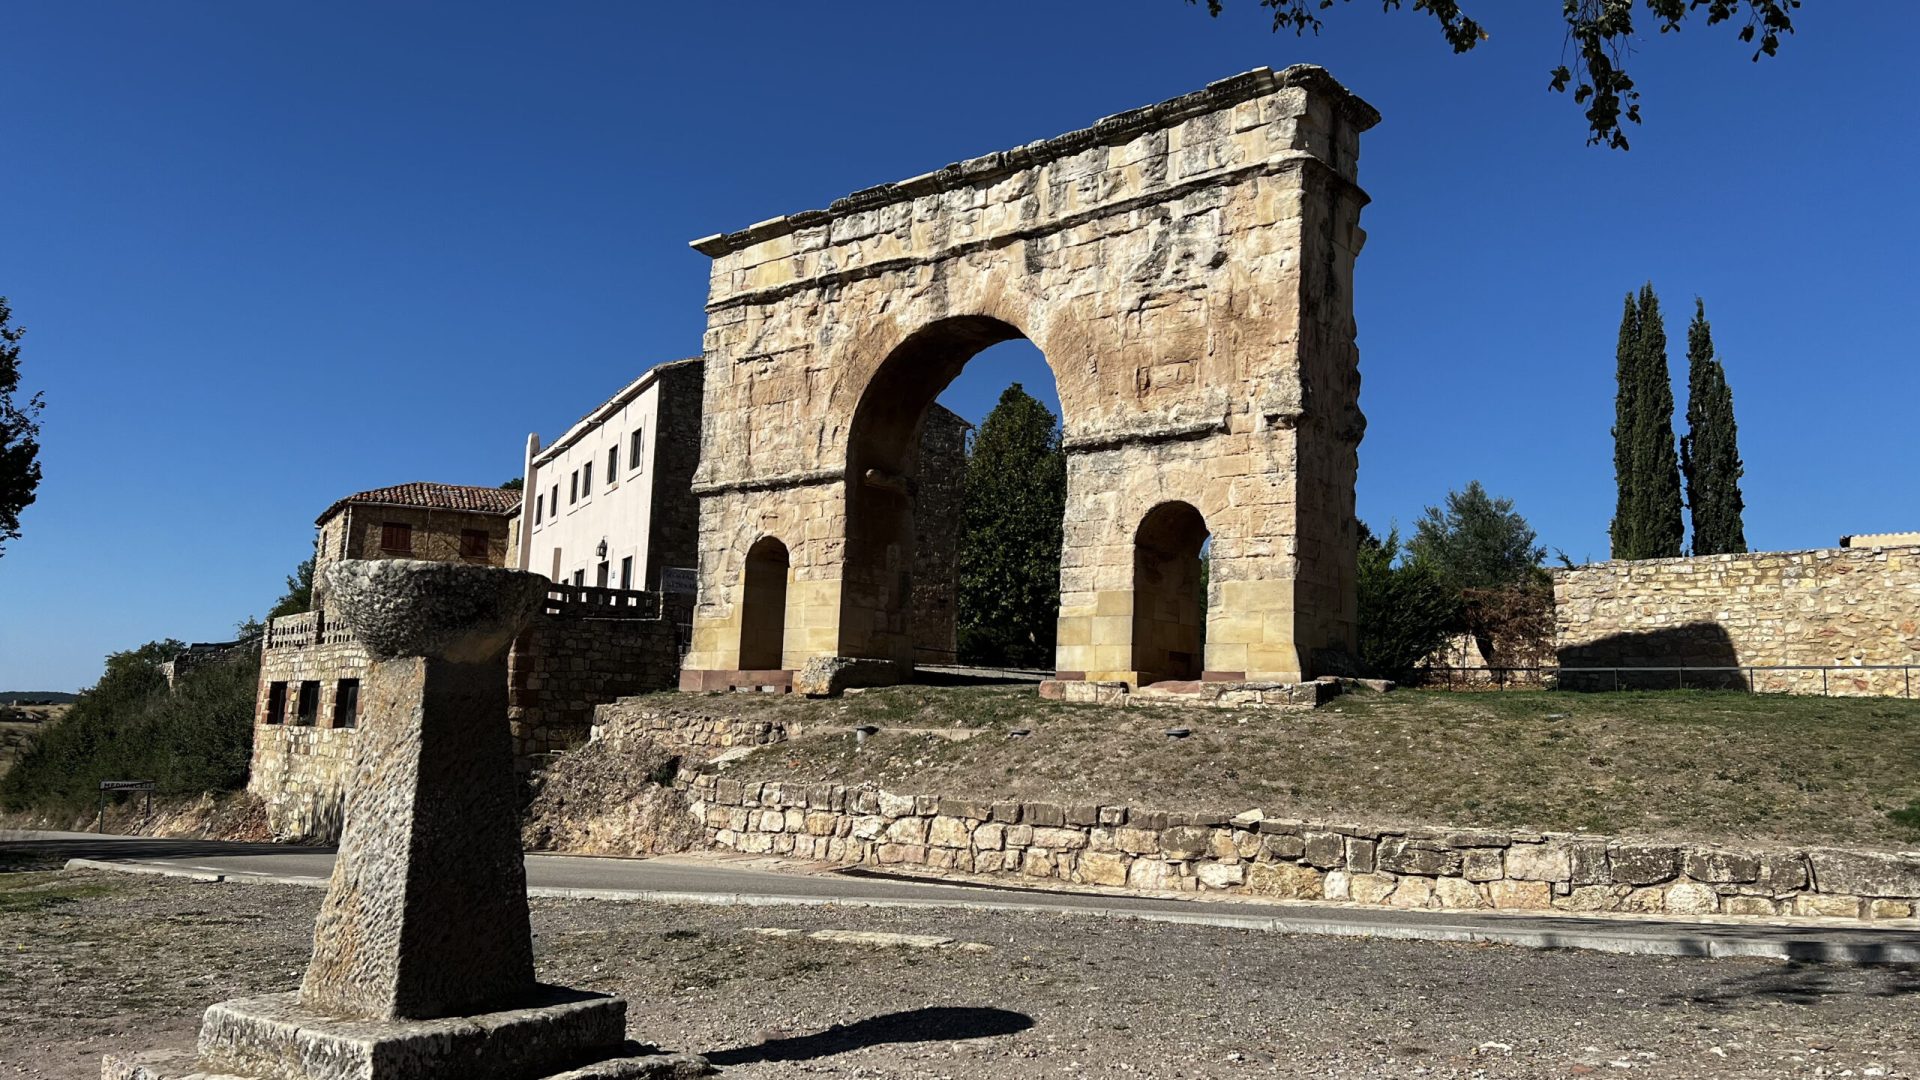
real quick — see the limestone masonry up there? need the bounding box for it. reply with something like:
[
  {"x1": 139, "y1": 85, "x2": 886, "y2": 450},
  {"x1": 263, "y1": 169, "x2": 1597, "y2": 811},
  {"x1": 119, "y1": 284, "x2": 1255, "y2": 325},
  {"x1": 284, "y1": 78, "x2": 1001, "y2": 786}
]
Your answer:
[
  {"x1": 682, "y1": 773, "x2": 1920, "y2": 924},
  {"x1": 681, "y1": 65, "x2": 1378, "y2": 691},
  {"x1": 1554, "y1": 544, "x2": 1920, "y2": 694}
]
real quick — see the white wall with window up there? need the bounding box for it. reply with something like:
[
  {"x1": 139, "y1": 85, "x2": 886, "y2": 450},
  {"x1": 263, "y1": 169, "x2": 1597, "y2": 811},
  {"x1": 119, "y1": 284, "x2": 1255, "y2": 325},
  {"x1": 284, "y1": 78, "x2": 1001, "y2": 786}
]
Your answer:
[{"x1": 518, "y1": 365, "x2": 670, "y2": 590}]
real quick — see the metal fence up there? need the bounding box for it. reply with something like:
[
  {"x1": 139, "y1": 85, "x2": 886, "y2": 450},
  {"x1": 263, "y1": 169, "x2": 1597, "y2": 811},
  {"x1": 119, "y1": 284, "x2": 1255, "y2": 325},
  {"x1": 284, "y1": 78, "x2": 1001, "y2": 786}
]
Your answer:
[{"x1": 1415, "y1": 664, "x2": 1919, "y2": 697}]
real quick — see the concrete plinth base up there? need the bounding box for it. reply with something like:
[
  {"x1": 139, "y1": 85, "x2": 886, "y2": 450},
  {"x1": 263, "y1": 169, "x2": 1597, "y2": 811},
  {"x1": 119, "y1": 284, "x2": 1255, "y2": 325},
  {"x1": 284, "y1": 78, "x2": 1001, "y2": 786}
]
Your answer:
[{"x1": 101, "y1": 989, "x2": 708, "y2": 1080}]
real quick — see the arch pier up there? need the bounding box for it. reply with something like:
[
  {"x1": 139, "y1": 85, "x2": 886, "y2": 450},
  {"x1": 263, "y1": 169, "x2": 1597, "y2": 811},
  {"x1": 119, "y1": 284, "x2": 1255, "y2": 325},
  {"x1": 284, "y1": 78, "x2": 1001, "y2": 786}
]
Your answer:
[{"x1": 679, "y1": 65, "x2": 1379, "y2": 694}]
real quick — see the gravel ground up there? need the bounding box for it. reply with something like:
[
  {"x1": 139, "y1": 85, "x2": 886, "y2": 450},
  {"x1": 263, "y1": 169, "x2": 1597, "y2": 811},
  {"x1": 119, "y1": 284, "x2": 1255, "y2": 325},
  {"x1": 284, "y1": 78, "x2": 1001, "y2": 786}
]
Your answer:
[{"x1": 3, "y1": 870, "x2": 1918, "y2": 1079}]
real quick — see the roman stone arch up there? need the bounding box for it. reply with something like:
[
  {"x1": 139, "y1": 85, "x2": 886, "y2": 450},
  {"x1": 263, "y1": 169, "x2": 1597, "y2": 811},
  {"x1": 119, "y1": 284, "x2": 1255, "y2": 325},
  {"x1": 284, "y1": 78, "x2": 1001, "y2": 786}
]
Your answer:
[{"x1": 679, "y1": 65, "x2": 1378, "y2": 691}]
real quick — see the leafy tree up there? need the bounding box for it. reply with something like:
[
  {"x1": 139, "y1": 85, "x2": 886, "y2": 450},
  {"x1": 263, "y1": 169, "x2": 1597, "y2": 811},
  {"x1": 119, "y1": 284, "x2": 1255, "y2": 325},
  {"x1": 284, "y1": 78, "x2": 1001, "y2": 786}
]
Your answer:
[
  {"x1": 266, "y1": 557, "x2": 314, "y2": 621},
  {"x1": 1408, "y1": 480, "x2": 1546, "y2": 590},
  {"x1": 1356, "y1": 524, "x2": 1459, "y2": 682},
  {"x1": 956, "y1": 384, "x2": 1066, "y2": 668},
  {"x1": 1609, "y1": 284, "x2": 1684, "y2": 560},
  {"x1": 1679, "y1": 299, "x2": 1747, "y2": 555},
  {"x1": 0, "y1": 296, "x2": 45, "y2": 558},
  {"x1": 499, "y1": 476, "x2": 524, "y2": 491},
  {"x1": 1190, "y1": 0, "x2": 1799, "y2": 149}
]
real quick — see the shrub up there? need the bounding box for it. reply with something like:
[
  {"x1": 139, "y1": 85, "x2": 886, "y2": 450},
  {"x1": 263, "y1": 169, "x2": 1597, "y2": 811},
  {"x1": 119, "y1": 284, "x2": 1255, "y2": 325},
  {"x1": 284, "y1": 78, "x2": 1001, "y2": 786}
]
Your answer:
[
  {"x1": 1356, "y1": 525, "x2": 1459, "y2": 683},
  {"x1": 0, "y1": 642, "x2": 259, "y2": 814}
]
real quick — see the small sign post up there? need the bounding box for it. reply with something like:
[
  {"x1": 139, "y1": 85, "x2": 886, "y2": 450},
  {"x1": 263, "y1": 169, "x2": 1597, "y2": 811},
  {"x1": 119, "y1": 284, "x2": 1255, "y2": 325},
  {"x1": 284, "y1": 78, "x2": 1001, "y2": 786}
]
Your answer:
[{"x1": 98, "y1": 779, "x2": 156, "y2": 833}]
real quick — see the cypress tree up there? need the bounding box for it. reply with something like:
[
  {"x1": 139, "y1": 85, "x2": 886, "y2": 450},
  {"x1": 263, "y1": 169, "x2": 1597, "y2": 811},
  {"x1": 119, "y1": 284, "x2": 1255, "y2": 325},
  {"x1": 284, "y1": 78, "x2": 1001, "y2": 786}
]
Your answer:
[
  {"x1": 1608, "y1": 285, "x2": 1684, "y2": 560},
  {"x1": 1608, "y1": 293, "x2": 1641, "y2": 560},
  {"x1": 1679, "y1": 299, "x2": 1747, "y2": 555},
  {"x1": 1632, "y1": 285, "x2": 1685, "y2": 559}
]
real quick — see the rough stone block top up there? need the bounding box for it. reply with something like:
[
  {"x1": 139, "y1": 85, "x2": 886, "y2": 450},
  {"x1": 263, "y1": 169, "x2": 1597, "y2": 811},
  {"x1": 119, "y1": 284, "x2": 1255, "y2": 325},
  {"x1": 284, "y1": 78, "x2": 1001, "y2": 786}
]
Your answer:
[{"x1": 323, "y1": 559, "x2": 549, "y2": 662}]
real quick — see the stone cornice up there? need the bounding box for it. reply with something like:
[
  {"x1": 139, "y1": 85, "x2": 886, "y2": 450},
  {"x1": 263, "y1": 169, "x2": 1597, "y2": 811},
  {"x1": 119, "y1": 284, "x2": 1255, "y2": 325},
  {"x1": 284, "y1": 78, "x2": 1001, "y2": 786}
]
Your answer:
[{"x1": 689, "y1": 65, "x2": 1378, "y2": 260}]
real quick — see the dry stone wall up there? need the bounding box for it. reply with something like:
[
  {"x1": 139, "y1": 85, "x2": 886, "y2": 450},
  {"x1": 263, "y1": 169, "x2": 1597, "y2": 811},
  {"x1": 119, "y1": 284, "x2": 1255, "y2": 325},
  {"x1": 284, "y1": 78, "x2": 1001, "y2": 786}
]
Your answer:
[
  {"x1": 507, "y1": 603, "x2": 689, "y2": 759},
  {"x1": 683, "y1": 774, "x2": 1920, "y2": 922},
  {"x1": 590, "y1": 700, "x2": 789, "y2": 752},
  {"x1": 1554, "y1": 545, "x2": 1920, "y2": 695}
]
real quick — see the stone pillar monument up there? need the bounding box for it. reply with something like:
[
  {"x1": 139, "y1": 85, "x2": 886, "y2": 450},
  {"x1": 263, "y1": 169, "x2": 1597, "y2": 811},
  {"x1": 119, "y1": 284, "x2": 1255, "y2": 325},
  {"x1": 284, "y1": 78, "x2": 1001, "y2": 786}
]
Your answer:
[{"x1": 104, "y1": 561, "x2": 707, "y2": 1080}]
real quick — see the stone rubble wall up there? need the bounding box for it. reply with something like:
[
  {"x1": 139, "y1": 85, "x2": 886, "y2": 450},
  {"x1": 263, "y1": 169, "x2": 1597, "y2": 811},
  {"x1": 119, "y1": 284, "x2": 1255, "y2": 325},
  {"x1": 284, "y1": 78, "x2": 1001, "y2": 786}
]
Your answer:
[
  {"x1": 1554, "y1": 545, "x2": 1920, "y2": 696},
  {"x1": 508, "y1": 603, "x2": 688, "y2": 759},
  {"x1": 683, "y1": 775, "x2": 1920, "y2": 922},
  {"x1": 589, "y1": 701, "x2": 789, "y2": 752}
]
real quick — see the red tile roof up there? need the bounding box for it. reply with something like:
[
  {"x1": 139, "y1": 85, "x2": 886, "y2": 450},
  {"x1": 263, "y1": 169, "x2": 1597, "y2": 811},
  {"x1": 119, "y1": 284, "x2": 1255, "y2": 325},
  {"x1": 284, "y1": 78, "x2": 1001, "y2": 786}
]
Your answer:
[{"x1": 316, "y1": 482, "x2": 522, "y2": 525}]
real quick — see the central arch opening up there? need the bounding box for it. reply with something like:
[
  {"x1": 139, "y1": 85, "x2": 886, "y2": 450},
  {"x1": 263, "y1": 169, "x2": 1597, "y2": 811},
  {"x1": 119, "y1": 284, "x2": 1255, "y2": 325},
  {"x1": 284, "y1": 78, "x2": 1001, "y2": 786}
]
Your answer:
[
  {"x1": 738, "y1": 536, "x2": 790, "y2": 672},
  {"x1": 842, "y1": 315, "x2": 1064, "y2": 675}
]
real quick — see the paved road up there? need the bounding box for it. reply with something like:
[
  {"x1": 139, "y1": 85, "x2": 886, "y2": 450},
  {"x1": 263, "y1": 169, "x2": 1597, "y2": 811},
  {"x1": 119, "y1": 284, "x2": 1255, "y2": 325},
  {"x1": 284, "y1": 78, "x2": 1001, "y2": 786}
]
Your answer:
[{"x1": 8, "y1": 829, "x2": 1919, "y2": 963}]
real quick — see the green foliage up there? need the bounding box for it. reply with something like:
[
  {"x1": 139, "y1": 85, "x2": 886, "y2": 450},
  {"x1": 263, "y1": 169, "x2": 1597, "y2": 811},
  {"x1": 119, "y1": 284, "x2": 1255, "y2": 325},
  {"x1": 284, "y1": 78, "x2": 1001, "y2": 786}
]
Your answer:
[
  {"x1": 0, "y1": 641, "x2": 260, "y2": 814},
  {"x1": 1408, "y1": 481, "x2": 1546, "y2": 590},
  {"x1": 0, "y1": 296, "x2": 45, "y2": 558},
  {"x1": 1356, "y1": 524, "x2": 1460, "y2": 683},
  {"x1": 266, "y1": 558, "x2": 314, "y2": 622},
  {"x1": 957, "y1": 384, "x2": 1066, "y2": 668},
  {"x1": 1610, "y1": 284, "x2": 1684, "y2": 560},
  {"x1": 1191, "y1": 0, "x2": 1799, "y2": 149},
  {"x1": 499, "y1": 476, "x2": 524, "y2": 491},
  {"x1": 1679, "y1": 299, "x2": 1748, "y2": 556},
  {"x1": 1890, "y1": 799, "x2": 1920, "y2": 840}
]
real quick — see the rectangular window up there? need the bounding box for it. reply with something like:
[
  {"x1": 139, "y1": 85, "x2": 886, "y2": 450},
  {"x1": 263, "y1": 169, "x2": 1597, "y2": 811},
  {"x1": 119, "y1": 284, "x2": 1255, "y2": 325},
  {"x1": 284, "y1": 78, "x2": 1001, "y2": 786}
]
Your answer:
[
  {"x1": 570, "y1": 471, "x2": 578, "y2": 504},
  {"x1": 550, "y1": 484, "x2": 559, "y2": 514},
  {"x1": 596, "y1": 561, "x2": 610, "y2": 587},
  {"x1": 264, "y1": 682, "x2": 287, "y2": 725},
  {"x1": 582, "y1": 461, "x2": 593, "y2": 492},
  {"x1": 607, "y1": 445, "x2": 618, "y2": 481},
  {"x1": 296, "y1": 681, "x2": 320, "y2": 726},
  {"x1": 460, "y1": 529, "x2": 489, "y2": 559},
  {"x1": 629, "y1": 428, "x2": 644, "y2": 472},
  {"x1": 619, "y1": 556, "x2": 633, "y2": 590},
  {"x1": 380, "y1": 522, "x2": 412, "y2": 554},
  {"x1": 573, "y1": 569, "x2": 585, "y2": 587},
  {"x1": 535, "y1": 493, "x2": 543, "y2": 524},
  {"x1": 333, "y1": 679, "x2": 359, "y2": 729}
]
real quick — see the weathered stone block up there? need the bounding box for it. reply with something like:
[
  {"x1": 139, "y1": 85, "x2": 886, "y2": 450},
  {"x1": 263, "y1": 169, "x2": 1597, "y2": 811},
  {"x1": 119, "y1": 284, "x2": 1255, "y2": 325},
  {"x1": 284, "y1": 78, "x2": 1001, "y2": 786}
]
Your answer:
[
  {"x1": 1159, "y1": 826, "x2": 1213, "y2": 860},
  {"x1": 1503, "y1": 843, "x2": 1571, "y2": 883},
  {"x1": 1663, "y1": 881, "x2": 1720, "y2": 915},
  {"x1": 1807, "y1": 848, "x2": 1920, "y2": 898},
  {"x1": 1683, "y1": 848, "x2": 1761, "y2": 884},
  {"x1": 1344, "y1": 837, "x2": 1376, "y2": 873},
  {"x1": 1245, "y1": 862, "x2": 1324, "y2": 900},
  {"x1": 1196, "y1": 863, "x2": 1245, "y2": 889},
  {"x1": 1487, "y1": 880, "x2": 1552, "y2": 910},
  {"x1": 1377, "y1": 838, "x2": 1458, "y2": 877},
  {"x1": 1607, "y1": 844, "x2": 1679, "y2": 886},
  {"x1": 1078, "y1": 851, "x2": 1130, "y2": 887},
  {"x1": 1302, "y1": 831, "x2": 1345, "y2": 869}
]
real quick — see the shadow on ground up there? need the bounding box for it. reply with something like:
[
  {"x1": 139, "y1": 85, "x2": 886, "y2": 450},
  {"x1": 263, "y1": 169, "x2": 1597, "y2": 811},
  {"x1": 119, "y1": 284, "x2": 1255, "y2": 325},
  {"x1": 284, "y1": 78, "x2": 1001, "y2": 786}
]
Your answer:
[
  {"x1": 0, "y1": 833, "x2": 334, "y2": 866},
  {"x1": 705, "y1": 1006, "x2": 1035, "y2": 1066}
]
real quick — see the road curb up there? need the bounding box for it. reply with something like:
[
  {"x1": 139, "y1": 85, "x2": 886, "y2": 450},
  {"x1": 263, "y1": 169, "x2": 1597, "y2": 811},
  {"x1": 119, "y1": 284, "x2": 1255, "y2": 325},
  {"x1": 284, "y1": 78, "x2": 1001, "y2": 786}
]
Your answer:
[{"x1": 63, "y1": 857, "x2": 1920, "y2": 965}]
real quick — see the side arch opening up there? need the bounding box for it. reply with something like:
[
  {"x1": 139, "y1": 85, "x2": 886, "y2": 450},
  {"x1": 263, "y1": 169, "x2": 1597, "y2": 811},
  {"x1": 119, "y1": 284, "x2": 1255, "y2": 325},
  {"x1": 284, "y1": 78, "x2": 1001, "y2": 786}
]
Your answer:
[
  {"x1": 738, "y1": 536, "x2": 791, "y2": 672},
  {"x1": 1131, "y1": 502, "x2": 1211, "y2": 685}
]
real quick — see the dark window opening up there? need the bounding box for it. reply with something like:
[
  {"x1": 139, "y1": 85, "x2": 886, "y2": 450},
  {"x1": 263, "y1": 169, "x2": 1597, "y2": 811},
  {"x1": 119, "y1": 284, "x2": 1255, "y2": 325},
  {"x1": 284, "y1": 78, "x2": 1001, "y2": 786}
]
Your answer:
[
  {"x1": 535, "y1": 494, "x2": 544, "y2": 524},
  {"x1": 295, "y1": 681, "x2": 320, "y2": 726},
  {"x1": 607, "y1": 445, "x2": 618, "y2": 481},
  {"x1": 570, "y1": 471, "x2": 579, "y2": 504},
  {"x1": 461, "y1": 529, "x2": 489, "y2": 559},
  {"x1": 380, "y1": 522, "x2": 413, "y2": 554},
  {"x1": 573, "y1": 569, "x2": 585, "y2": 587},
  {"x1": 596, "y1": 561, "x2": 610, "y2": 587},
  {"x1": 619, "y1": 555, "x2": 634, "y2": 590},
  {"x1": 582, "y1": 461, "x2": 593, "y2": 492},
  {"x1": 629, "y1": 429, "x2": 644, "y2": 471},
  {"x1": 333, "y1": 679, "x2": 359, "y2": 729},
  {"x1": 264, "y1": 682, "x2": 287, "y2": 725}
]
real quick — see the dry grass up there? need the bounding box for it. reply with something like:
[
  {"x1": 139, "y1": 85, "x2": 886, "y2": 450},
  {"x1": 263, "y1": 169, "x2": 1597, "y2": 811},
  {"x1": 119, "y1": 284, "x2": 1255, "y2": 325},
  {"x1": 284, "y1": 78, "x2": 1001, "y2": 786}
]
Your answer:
[{"x1": 679, "y1": 685, "x2": 1920, "y2": 848}]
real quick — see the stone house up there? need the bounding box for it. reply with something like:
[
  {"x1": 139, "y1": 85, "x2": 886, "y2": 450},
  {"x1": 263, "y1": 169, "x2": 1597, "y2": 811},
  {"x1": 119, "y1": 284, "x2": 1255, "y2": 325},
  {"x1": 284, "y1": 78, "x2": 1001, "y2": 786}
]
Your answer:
[{"x1": 312, "y1": 482, "x2": 521, "y2": 605}]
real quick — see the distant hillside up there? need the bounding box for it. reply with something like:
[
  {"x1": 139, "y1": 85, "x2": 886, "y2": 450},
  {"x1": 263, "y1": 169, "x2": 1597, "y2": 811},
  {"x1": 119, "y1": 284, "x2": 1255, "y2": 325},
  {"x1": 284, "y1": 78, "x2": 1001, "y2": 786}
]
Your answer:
[{"x1": 1, "y1": 691, "x2": 79, "y2": 705}]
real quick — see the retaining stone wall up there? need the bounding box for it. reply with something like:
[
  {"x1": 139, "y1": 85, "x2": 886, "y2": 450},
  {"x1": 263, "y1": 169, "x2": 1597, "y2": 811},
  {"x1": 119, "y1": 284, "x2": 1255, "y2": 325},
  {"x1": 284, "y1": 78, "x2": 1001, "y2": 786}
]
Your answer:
[
  {"x1": 508, "y1": 607, "x2": 686, "y2": 758},
  {"x1": 1554, "y1": 545, "x2": 1920, "y2": 696},
  {"x1": 592, "y1": 702, "x2": 788, "y2": 752},
  {"x1": 683, "y1": 775, "x2": 1920, "y2": 922}
]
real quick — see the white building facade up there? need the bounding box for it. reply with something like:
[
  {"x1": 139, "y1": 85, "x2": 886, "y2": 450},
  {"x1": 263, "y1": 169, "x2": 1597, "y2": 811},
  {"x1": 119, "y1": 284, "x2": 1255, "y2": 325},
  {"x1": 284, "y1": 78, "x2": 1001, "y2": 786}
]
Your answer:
[{"x1": 518, "y1": 358, "x2": 703, "y2": 592}]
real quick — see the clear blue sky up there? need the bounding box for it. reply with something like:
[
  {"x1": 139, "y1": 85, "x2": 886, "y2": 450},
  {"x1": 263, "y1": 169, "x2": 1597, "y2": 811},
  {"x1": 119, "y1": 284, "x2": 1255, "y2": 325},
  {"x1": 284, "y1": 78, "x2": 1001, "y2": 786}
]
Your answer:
[{"x1": 2, "y1": 4, "x2": 1913, "y2": 691}]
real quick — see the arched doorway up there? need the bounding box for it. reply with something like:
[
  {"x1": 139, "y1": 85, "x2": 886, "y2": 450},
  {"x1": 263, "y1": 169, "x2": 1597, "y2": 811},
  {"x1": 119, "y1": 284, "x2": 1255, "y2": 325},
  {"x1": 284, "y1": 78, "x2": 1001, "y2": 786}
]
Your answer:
[
  {"x1": 738, "y1": 536, "x2": 790, "y2": 671},
  {"x1": 1132, "y1": 502, "x2": 1210, "y2": 685},
  {"x1": 841, "y1": 316, "x2": 1063, "y2": 673}
]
